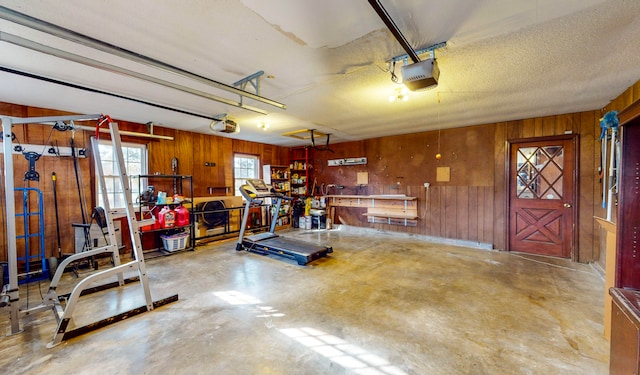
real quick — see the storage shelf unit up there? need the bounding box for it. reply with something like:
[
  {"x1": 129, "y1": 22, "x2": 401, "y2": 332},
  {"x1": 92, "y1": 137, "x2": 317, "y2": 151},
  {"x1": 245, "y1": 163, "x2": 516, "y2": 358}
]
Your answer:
[
  {"x1": 263, "y1": 165, "x2": 290, "y2": 194},
  {"x1": 263, "y1": 164, "x2": 291, "y2": 226},
  {"x1": 290, "y1": 147, "x2": 312, "y2": 197},
  {"x1": 137, "y1": 174, "x2": 194, "y2": 256}
]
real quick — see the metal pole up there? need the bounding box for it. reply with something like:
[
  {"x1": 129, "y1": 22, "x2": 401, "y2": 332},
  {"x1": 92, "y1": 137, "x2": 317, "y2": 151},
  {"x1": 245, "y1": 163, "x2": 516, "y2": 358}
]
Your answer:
[
  {"x1": 0, "y1": 6, "x2": 286, "y2": 110},
  {"x1": 606, "y1": 128, "x2": 617, "y2": 221},
  {"x1": 0, "y1": 32, "x2": 269, "y2": 116},
  {"x1": 1, "y1": 116, "x2": 20, "y2": 334},
  {"x1": 367, "y1": 0, "x2": 420, "y2": 63}
]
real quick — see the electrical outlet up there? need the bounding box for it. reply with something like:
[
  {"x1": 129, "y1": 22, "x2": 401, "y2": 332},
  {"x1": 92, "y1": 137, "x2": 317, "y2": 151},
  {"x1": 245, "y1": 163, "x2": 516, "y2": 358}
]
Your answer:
[{"x1": 424, "y1": 182, "x2": 430, "y2": 188}]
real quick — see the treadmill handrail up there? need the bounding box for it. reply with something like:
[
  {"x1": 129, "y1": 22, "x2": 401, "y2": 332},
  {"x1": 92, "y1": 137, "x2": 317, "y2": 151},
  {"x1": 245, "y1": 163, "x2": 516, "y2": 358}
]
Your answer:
[{"x1": 239, "y1": 184, "x2": 292, "y2": 202}]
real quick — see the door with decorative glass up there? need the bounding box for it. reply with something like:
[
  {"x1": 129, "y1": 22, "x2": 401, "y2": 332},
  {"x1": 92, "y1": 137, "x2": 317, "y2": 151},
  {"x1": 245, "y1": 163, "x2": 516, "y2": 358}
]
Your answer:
[{"x1": 508, "y1": 137, "x2": 577, "y2": 258}]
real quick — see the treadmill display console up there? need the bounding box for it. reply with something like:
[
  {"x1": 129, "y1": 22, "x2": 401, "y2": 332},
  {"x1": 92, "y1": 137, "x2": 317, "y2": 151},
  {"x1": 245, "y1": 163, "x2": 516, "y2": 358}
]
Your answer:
[{"x1": 247, "y1": 179, "x2": 270, "y2": 193}]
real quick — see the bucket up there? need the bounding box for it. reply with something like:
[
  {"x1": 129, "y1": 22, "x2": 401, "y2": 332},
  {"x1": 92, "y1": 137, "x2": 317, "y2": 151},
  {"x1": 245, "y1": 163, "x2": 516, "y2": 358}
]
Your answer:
[{"x1": 305, "y1": 216, "x2": 311, "y2": 230}]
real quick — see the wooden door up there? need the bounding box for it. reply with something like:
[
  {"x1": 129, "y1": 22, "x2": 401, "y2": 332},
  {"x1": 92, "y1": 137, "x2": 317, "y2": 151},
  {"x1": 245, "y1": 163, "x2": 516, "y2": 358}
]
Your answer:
[{"x1": 508, "y1": 137, "x2": 577, "y2": 258}]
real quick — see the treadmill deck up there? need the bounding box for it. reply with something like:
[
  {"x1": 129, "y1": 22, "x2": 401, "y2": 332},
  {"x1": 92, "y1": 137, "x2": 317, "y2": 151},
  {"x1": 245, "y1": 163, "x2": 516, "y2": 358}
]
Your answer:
[{"x1": 242, "y1": 235, "x2": 332, "y2": 265}]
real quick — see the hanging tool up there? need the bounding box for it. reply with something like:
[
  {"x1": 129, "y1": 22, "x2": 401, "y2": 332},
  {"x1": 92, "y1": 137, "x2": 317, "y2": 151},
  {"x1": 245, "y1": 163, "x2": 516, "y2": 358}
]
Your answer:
[
  {"x1": 51, "y1": 172, "x2": 62, "y2": 259},
  {"x1": 600, "y1": 111, "x2": 620, "y2": 221},
  {"x1": 171, "y1": 157, "x2": 179, "y2": 194},
  {"x1": 23, "y1": 151, "x2": 41, "y2": 181},
  {"x1": 599, "y1": 114, "x2": 610, "y2": 208}
]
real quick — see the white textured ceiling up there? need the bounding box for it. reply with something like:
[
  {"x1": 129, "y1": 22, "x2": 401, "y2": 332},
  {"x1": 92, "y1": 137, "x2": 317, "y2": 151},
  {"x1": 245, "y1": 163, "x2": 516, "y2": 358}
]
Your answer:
[{"x1": 0, "y1": 0, "x2": 638, "y2": 146}]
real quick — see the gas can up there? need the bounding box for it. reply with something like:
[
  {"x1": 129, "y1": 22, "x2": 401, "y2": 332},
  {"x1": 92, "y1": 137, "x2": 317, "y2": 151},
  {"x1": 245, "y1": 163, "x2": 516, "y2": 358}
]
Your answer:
[
  {"x1": 158, "y1": 206, "x2": 175, "y2": 228},
  {"x1": 174, "y1": 205, "x2": 190, "y2": 226}
]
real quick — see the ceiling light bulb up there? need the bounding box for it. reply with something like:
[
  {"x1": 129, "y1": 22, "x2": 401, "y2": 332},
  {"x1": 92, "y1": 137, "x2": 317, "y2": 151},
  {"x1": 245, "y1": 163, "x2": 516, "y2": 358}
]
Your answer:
[{"x1": 389, "y1": 87, "x2": 409, "y2": 103}]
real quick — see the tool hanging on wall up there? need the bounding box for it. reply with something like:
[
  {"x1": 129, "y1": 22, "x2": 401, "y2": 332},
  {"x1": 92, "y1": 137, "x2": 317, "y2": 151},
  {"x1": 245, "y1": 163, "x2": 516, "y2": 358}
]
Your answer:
[
  {"x1": 171, "y1": 157, "x2": 179, "y2": 194},
  {"x1": 51, "y1": 172, "x2": 62, "y2": 259},
  {"x1": 599, "y1": 111, "x2": 620, "y2": 221},
  {"x1": 23, "y1": 152, "x2": 41, "y2": 181}
]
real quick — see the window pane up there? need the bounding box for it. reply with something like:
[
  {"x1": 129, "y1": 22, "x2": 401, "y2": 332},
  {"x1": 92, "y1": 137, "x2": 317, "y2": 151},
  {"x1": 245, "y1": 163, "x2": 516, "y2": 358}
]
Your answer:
[
  {"x1": 97, "y1": 141, "x2": 147, "y2": 209},
  {"x1": 234, "y1": 154, "x2": 259, "y2": 196},
  {"x1": 516, "y1": 145, "x2": 564, "y2": 200}
]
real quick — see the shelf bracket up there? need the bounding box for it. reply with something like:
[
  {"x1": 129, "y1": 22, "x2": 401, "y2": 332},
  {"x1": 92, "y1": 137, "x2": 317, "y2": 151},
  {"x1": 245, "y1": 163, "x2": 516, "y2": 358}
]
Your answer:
[{"x1": 234, "y1": 71, "x2": 264, "y2": 97}]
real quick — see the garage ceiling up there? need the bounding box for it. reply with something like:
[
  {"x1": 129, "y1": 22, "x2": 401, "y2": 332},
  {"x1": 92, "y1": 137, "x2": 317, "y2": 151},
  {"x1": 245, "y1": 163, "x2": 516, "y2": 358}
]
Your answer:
[{"x1": 0, "y1": 0, "x2": 639, "y2": 147}]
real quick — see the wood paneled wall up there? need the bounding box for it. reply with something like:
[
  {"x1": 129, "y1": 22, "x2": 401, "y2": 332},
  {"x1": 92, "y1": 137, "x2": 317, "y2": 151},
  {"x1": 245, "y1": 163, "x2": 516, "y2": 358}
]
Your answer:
[
  {"x1": 0, "y1": 103, "x2": 289, "y2": 262},
  {"x1": 312, "y1": 80, "x2": 640, "y2": 263},
  {"x1": 1, "y1": 79, "x2": 639, "y2": 264}
]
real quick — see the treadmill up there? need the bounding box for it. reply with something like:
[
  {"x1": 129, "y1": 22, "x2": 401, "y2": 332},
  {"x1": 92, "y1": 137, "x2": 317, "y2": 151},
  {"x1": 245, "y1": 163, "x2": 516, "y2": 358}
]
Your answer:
[{"x1": 236, "y1": 179, "x2": 333, "y2": 265}]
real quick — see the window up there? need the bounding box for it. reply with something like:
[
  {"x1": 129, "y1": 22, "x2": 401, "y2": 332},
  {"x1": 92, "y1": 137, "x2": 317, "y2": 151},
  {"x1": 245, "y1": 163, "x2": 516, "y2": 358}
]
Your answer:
[
  {"x1": 96, "y1": 141, "x2": 147, "y2": 209},
  {"x1": 234, "y1": 154, "x2": 260, "y2": 196}
]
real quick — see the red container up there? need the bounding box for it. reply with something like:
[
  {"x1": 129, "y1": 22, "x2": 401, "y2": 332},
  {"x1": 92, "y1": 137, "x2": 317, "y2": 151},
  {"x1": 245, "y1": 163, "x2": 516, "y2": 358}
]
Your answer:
[
  {"x1": 174, "y1": 205, "x2": 190, "y2": 226},
  {"x1": 158, "y1": 206, "x2": 175, "y2": 228}
]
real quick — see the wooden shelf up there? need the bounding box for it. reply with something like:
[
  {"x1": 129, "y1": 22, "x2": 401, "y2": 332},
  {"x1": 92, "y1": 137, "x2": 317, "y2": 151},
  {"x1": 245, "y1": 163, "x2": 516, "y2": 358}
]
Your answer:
[
  {"x1": 326, "y1": 194, "x2": 418, "y2": 226},
  {"x1": 363, "y1": 213, "x2": 418, "y2": 219}
]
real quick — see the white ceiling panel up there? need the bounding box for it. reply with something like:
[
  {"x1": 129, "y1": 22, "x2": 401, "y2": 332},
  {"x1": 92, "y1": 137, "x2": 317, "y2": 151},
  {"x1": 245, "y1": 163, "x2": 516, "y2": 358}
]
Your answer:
[{"x1": 0, "y1": 0, "x2": 637, "y2": 146}]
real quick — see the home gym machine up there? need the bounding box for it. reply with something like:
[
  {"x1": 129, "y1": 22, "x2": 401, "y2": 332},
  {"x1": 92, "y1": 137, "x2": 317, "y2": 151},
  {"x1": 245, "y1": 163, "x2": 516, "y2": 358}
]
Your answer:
[
  {"x1": 236, "y1": 179, "x2": 332, "y2": 265},
  {"x1": 0, "y1": 114, "x2": 177, "y2": 347}
]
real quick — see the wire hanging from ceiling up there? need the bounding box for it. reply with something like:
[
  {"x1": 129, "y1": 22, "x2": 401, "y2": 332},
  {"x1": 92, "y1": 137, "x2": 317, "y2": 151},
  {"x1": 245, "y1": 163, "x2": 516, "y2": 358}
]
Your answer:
[
  {"x1": 436, "y1": 92, "x2": 442, "y2": 160},
  {"x1": 390, "y1": 61, "x2": 400, "y2": 84}
]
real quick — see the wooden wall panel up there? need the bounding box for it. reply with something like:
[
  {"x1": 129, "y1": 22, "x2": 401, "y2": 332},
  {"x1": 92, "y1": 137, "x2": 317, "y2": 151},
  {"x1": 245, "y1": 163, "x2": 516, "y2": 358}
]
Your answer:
[
  {"x1": 493, "y1": 122, "x2": 507, "y2": 249},
  {"x1": 0, "y1": 102, "x2": 290, "y2": 262},
  {"x1": 220, "y1": 138, "x2": 234, "y2": 192},
  {"x1": 578, "y1": 111, "x2": 597, "y2": 262},
  {"x1": 175, "y1": 130, "x2": 194, "y2": 179},
  {"x1": 468, "y1": 187, "x2": 479, "y2": 242},
  {"x1": 456, "y1": 186, "x2": 469, "y2": 240},
  {"x1": 191, "y1": 133, "x2": 210, "y2": 196},
  {"x1": 3, "y1": 78, "x2": 640, "y2": 263},
  {"x1": 428, "y1": 186, "x2": 441, "y2": 238},
  {"x1": 439, "y1": 187, "x2": 448, "y2": 239}
]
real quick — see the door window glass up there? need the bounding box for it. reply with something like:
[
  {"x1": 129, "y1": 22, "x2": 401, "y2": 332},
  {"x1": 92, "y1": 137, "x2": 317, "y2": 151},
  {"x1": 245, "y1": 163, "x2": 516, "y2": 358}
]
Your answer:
[{"x1": 516, "y1": 146, "x2": 564, "y2": 200}]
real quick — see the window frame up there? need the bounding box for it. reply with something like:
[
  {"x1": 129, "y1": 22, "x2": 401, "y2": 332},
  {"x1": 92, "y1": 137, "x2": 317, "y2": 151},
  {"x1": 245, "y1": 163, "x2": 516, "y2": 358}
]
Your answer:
[
  {"x1": 233, "y1": 153, "x2": 260, "y2": 197},
  {"x1": 95, "y1": 140, "x2": 148, "y2": 210}
]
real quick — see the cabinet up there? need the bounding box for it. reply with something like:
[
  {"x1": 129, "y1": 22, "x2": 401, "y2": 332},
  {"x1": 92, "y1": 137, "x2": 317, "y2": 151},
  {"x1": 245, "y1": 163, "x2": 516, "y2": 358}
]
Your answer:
[
  {"x1": 609, "y1": 288, "x2": 640, "y2": 374},
  {"x1": 263, "y1": 165, "x2": 291, "y2": 227},
  {"x1": 137, "y1": 174, "x2": 194, "y2": 255},
  {"x1": 289, "y1": 147, "x2": 312, "y2": 197}
]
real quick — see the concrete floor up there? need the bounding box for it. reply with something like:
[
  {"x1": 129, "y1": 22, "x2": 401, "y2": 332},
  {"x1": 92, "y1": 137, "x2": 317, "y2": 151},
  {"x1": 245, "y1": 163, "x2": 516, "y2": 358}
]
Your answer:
[{"x1": 1, "y1": 226, "x2": 609, "y2": 374}]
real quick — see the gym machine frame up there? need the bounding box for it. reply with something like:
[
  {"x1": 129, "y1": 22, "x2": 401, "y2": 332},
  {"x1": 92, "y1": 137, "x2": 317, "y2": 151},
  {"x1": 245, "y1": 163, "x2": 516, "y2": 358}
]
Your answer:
[{"x1": 0, "y1": 114, "x2": 177, "y2": 347}]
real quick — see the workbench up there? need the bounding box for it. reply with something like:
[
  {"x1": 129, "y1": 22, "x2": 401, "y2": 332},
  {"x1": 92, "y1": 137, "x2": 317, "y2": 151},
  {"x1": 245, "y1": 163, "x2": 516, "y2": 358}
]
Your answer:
[{"x1": 325, "y1": 194, "x2": 418, "y2": 226}]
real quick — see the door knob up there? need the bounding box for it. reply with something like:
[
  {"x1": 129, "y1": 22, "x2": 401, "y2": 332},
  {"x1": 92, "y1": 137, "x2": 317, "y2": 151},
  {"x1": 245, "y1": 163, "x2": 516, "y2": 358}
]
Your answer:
[{"x1": 563, "y1": 203, "x2": 572, "y2": 208}]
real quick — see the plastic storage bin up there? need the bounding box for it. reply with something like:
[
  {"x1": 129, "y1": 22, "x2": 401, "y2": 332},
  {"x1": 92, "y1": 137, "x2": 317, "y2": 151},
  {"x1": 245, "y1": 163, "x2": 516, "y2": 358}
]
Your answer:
[{"x1": 160, "y1": 232, "x2": 189, "y2": 252}]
